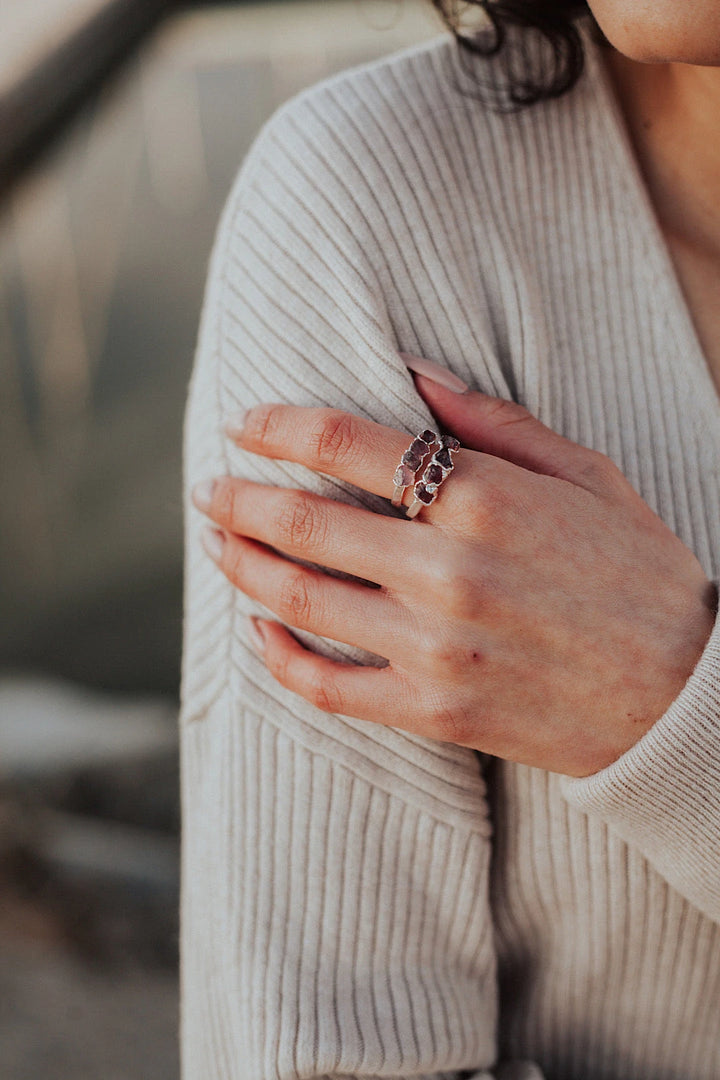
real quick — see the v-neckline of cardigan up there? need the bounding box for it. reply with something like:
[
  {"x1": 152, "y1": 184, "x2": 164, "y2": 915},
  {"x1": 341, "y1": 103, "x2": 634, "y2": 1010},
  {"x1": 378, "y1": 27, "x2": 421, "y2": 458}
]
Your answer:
[{"x1": 580, "y1": 21, "x2": 720, "y2": 436}]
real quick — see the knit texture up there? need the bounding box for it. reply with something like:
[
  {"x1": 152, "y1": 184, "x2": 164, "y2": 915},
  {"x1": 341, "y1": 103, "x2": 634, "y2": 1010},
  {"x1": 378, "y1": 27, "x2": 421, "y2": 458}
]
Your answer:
[{"x1": 180, "y1": 18, "x2": 720, "y2": 1080}]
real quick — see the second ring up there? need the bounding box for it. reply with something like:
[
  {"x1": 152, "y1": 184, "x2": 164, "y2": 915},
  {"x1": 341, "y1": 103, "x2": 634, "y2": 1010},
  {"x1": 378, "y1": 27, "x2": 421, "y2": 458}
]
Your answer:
[{"x1": 405, "y1": 434, "x2": 461, "y2": 519}]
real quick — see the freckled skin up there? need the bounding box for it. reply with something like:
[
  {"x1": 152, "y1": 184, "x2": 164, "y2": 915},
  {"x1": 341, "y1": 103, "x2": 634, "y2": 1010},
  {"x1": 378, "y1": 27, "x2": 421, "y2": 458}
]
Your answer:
[{"x1": 587, "y1": 0, "x2": 720, "y2": 64}]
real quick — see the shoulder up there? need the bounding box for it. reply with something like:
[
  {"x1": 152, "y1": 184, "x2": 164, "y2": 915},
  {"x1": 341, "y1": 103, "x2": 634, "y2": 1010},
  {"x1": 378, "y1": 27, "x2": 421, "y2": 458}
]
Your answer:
[
  {"x1": 219, "y1": 22, "x2": 606, "y2": 251},
  {"x1": 234, "y1": 33, "x2": 469, "y2": 189},
  {"x1": 216, "y1": 34, "x2": 478, "y2": 252},
  {"x1": 212, "y1": 34, "x2": 487, "y2": 288},
  {"x1": 222, "y1": 32, "x2": 532, "y2": 209},
  {"x1": 208, "y1": 35, "x2": 484, "y2": 303}
]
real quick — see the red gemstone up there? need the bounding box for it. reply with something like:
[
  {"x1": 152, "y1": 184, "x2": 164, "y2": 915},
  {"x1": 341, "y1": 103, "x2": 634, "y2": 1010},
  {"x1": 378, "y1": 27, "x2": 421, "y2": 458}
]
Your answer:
[
  {"x1": 394, "y1": 463, "x2": 415, "y2": 487},
  {"x1": 440, "y1": 434, "x2": 460, "y2": 452},
  {"x1": 402, "y1": 449, "x2": 421, "y2": 470},
  {"x1": 409, "y1": 437, "x2": 429, "y2": 458},
  {"x1": 420, "y1": 429, "x2": 437, "y2": 445},
  {"x1": 435, "y1": 447, "x2": 453, "y2": 470},
  {"x1": 424, "y1": 463, "x2": 444, "y2": 486},
  {"x1": 414, "y1": 482, "x2": 436, "y2": 505}
]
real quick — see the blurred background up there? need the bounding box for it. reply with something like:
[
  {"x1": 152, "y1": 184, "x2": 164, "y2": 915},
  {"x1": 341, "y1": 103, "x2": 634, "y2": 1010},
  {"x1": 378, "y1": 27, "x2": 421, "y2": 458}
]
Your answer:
[{"x1": 0, "y1": 2, "x2": 442, "y2": 1076}]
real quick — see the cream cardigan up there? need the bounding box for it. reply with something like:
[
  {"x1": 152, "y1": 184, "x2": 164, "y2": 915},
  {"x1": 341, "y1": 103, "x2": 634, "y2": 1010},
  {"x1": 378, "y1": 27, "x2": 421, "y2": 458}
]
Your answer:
[{"x1": 180, "y1": 19, "x2": 720, "y2": 1080}]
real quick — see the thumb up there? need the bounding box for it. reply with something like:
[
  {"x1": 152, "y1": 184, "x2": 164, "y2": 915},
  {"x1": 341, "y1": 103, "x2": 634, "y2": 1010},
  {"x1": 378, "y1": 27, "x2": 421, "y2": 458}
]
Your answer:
[{"x1": 401, "y1": 353, "x2": 613, "y2": 492}]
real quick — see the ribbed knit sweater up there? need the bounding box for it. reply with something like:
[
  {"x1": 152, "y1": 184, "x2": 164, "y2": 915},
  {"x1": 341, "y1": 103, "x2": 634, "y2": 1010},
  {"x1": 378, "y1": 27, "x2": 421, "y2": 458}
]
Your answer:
[{"x1": 180, "y1": 18, "x2": 720, "y2": 1080}]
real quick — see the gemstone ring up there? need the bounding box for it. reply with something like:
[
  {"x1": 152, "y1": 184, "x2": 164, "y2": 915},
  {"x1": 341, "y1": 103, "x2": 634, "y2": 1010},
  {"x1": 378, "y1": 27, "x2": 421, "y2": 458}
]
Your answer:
[
  {"x1": 405, "y1": 434, "x2": 461, "y2": 519},
  {"x1": 391, "y1": 429, "x2": 439, "y2": 506}
]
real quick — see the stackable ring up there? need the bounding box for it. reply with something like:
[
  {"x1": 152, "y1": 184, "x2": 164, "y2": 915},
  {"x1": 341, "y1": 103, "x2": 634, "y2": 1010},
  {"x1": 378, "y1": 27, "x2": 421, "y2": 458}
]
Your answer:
[
  {"x1": 406, "y1": 434, "x2": 461, "y2": 519},
  {"x1": 391, "y1": 428, "x2": 439, "y2": 506}
]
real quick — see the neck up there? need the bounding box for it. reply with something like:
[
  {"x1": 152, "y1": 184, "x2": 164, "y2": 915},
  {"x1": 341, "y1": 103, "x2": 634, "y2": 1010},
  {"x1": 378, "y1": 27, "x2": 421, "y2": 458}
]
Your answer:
[{"x1": 603, "y1": 50, "x2": 720, "y2": 259}]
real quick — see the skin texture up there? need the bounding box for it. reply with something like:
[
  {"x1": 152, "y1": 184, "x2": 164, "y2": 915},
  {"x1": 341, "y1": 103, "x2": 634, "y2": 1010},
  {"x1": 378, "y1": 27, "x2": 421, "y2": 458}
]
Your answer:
[
  {"x1": 587, "y1": 0, "x2": 720, "y2": 64},
  {"x1": 192, "y1": 376, "x2": 717, "y2": 778},
  {"x1": 598, "y1": 35, "x2": 720, "y2": 393},
  {"x1": 192, "y1": 4, "x2": 720, "y2": 777}
]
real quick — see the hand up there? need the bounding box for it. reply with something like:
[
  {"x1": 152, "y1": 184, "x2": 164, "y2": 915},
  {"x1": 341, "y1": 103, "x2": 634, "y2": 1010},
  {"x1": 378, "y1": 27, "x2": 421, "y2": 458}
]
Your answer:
[{"x1": 191, "y1": 365, "x2": 717, "y2": 777}]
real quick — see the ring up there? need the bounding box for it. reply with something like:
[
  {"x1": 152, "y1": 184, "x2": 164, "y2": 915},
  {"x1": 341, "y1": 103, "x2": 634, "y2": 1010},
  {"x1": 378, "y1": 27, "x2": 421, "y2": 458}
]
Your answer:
[
  {"x1": 405, "y1": 434, "x2": 461, "y2": 519},
  {"x1": 391, "y1": 428, "x2": 438, "y2": 506}
]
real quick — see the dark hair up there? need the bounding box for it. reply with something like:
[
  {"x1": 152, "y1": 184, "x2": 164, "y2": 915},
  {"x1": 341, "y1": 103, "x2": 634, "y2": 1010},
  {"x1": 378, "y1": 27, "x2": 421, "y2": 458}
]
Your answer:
[{"x1": 430, "y1": 1, "x2": 606, "y2": 107}]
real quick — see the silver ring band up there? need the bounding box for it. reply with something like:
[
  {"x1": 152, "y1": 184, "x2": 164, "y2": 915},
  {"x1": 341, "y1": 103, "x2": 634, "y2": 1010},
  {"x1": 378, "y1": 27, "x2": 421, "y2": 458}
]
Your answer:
[
  {"x1": 405, "y1": 434, "x2": 461, "y2": 519},
  {"x1": 391, "y1": 428, "x2": 439, "y2": 506}
]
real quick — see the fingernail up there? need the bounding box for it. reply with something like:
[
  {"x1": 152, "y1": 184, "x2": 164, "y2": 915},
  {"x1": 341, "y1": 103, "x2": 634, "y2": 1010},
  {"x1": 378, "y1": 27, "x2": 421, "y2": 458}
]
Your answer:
[
  {"x1": 201, "y1": 526, "x2": 225, "y2": 562},
  {"x1": 247, "y1": 616, "x2": 267, "y2": 655},
  {"x1": 401, "y1": 352, "x2": 469, "y2": 394},
  {"x1": 192, "y1": 478, "x2": 216, "y2": 513},
  {"x1": 224, "y1": 409, "x2": 248, "y2": 439}
]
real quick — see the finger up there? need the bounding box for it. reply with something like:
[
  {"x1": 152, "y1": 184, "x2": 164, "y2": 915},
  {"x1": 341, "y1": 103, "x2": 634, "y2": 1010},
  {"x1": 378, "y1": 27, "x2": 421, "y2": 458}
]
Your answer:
[
  {"x1": 224, "y1": 402, "x2": 504, "y2": 520},
  {"x1": 248, "y1": 616, "x2": 422, "y2": 727},
  {"x1": 406, "y1": 362, "x2": 625, "y2": 496},
  {"x1": 194, "y1": 477, "x2": 430, "y2": 592},
  {"x1": 203, "y1": 526, "x2": 411, "y2": 661}
]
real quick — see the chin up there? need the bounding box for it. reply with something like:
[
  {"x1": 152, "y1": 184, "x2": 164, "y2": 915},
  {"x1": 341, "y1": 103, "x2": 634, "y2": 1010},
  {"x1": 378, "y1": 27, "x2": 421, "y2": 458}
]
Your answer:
[{"x1": 587, "y1": 1, "x2": 720, "y2": 65}]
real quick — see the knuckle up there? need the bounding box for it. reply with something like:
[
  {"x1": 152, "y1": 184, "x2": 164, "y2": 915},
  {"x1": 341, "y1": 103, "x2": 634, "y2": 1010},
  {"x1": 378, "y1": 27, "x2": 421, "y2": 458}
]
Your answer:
[
  {"x1": 444, "y1": 574, "x2": 483, "y2": 622},
  {"x1": 487, "y1": 397, "x2": 533, "y2": 428},
  {"x1": 277, "y1": 568, "x2": 315, "y2": 626},
  {"x1": 244, "y1": 402, "x2": 281, "y2": 448},
  {"x1": 224, "y1": 540, "x2": 245, "y2": 588},
  {"x1": 214, "y1": 479, "x2": 241, "y2": 529},
  {"x1": 424, "y1": 546, "x2": 488, "y2": 621},
  {"x1": 275, "y1": 493, "x2": 323, "y2": 550},
  {"x1": 442, "y1": 474, "x2": 512, "y2": 535},
  {"x1": 413, "y1": 619, "x2": 458, "y2": 671},
  {"x1": 578, "y1": 449, "x2": 624, "y2": 493},
  {"x1": 308, "y1": 675, "x2": 343, "y2": 715},
  {"x1": 269, "y1": 643, "x2": 294, "y2": 690},
  {"x1": 309, "y1": 411, "x2": 360, "y2": 470},
  {"x1": 444, "y1": 578, "x2": 483, "y2": 622}
]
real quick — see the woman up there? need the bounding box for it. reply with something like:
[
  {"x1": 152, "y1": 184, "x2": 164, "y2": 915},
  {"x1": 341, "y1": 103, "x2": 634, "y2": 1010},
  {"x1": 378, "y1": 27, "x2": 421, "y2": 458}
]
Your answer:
[{"x1": 181, "y1": 3, "x2": 720, "y2": 1078}]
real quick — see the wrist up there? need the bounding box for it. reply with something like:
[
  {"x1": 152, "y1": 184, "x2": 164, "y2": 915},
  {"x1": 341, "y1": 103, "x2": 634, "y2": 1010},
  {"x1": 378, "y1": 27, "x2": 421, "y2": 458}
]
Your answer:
[
  {"x1": 623, "y1": 575, "x2": 717, "y2": 765},
  {"x1": 574, "y1": 576, "x2": 718, "y2": 780}
]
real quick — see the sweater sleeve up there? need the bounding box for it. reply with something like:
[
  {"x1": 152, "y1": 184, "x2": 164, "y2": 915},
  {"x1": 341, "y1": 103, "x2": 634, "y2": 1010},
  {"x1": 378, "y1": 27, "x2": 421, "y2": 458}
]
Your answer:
[
  {"x1": 560, "y1": 581, "x2": 720, "y2": 924},
  {"x1": 179, "y1": 79, "x2": 499, "y2": 1080}
]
